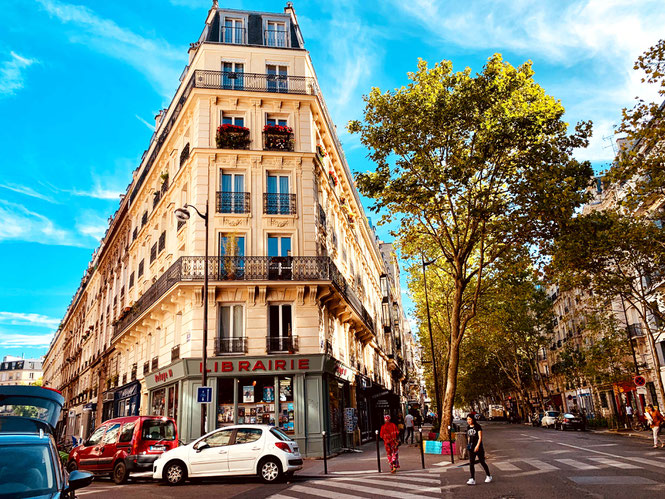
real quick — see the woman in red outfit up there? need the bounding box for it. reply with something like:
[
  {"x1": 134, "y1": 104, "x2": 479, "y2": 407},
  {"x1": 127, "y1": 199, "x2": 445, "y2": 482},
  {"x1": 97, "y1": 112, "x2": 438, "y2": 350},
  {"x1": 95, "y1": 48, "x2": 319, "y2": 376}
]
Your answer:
[{"x1": 380, "y1": 415, "x2": 400, "y2": 473}]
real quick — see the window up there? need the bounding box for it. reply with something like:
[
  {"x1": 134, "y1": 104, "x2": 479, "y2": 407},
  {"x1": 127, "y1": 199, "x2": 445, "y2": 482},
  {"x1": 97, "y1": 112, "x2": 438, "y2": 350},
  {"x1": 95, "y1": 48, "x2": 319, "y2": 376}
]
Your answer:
[
  {"x1": 129, "y1": 272, "x2": 135, "y2": 289},
  {"x1": 266, "y1": 116, "x2": 288, "y2": 127},
  {"x1": 86, "y1": 425, "x2": 106, "y2": 446},
  {"x1": 223, "y1": 18, "x2": 244, "y2": 44},
  {"x1": 138, "y1": 260, "x2": 144, "y2": 277},
  {"x1": 119, "y1": 421, "x2": 136, "y2": 442},
  {"x1": 268, "y1": 235, "x2": 291, "y2": 257},
  {"x1": 141, "y1": 211, "x2": 148, "y2": 227},
  {"x1": 235, "y1": 428, "x2": 262, "y2": 444},
  {"x1": 141, "y1": 419, "x2": 176, "y2": 441},
  {"x1": 221, "y1": 115, "x2": 244, "y2": 127},
  {"x1": 265, "y1": 21, "x2": 287, "y2": 47},
  {"x1": 204, "y1": 428, "x2": 233, "y2": 447},
  {"x1": 266, "y1": 174, "x2": 291, "y2": 214},
  {"x1": 150, "y1": 242, "x2": 157, "y2": 263},
  {"x1": 222, "y1": 62, "x2": 244, "y2": 90},
  {"x1": 219, "y1": 235, "x2": 245, "y2": 279},
  {"x1": 266, "y1": 65, "x2": 287, "y2": 92},
  {"x1": 269, "y1": 304, "x2": 292, "y2": 338},
  {"x1": 219, "y1": 172, "x2": 246, "y2": 213},
  {"x1": 158, "y1": 231, "x2": 166, "y2": 253},
  {"x1": 219, "y1": 305, "x2": 244, "y2": 339},
  {"x1": 103, "y1": 423, "x2": 121, "y2": 444}
]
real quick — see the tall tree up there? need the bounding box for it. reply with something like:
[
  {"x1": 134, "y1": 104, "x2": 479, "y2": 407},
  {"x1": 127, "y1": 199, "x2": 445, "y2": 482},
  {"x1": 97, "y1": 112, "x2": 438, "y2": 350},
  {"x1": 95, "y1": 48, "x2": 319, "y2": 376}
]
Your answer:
[{"x1": 349, "y1": 55, "x2": 592, "y2": 435}]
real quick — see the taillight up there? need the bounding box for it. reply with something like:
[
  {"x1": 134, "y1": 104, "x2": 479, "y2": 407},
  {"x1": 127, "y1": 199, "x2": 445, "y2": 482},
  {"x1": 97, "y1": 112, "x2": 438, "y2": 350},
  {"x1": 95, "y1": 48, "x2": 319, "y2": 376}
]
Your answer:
[
  {"x1": 275, "y1": 442, "x2": 292, "y2": 453},
  {"x1": 564, "y1": 418, "x2": 570, "y2": 423}
]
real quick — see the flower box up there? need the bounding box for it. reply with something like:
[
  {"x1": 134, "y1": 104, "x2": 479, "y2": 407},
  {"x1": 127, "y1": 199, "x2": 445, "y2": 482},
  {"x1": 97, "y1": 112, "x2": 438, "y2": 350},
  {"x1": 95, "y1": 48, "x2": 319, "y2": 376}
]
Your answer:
[
  {"x1": 216, "y1": 124, "x2": 251, "y2": 149},
  {"x1": 263, "y1": 125, "x2": 294, "y2": 151}
]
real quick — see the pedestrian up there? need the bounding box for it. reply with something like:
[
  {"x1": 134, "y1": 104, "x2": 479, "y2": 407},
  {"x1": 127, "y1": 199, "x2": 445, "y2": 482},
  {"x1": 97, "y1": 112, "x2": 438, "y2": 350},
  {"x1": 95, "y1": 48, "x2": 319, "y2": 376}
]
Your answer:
[
  {"x1": 405, "y1": 412, "x2": 415, "y2": 444},
  {"x1": 466, "y1": 413, "x2": 492, "y2": 485},
  {"x1": 379, "y1": 415, "x2": 400, "y2": 473},
  {"x1": 645, "y1": 404, "x2": 665, "y2": 449},
  {"x1": 397, "y1": 414, "x2": 405, "y2": 444}
]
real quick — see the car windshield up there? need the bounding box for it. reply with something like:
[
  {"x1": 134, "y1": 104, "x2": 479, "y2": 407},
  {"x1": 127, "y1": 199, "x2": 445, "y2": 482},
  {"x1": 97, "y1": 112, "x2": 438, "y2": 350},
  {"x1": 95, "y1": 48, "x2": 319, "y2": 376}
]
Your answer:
[
  {"x1": 270, "y1": 428, "x2": 293, "y2": 441},
  {"x1": 564, "y1": 413, "x2": 576, "y2": 418},
  {"x1": 0, "y1": 444, "x2": 56, "y2": 498},
  {"x1": 0, "y1": 395, "x2": 59, "y2": 428},
  {"x1": 547, "y1": 412, "x2": 559, "y2": 417},
  {"x1": 141, "y1": 419, "x2": 176, "y2": 441}
]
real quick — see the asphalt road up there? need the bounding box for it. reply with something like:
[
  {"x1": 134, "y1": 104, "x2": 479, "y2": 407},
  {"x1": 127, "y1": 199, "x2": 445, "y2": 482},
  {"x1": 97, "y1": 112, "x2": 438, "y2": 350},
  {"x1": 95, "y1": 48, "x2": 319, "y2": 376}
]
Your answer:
[{"x1": 76, "y1": 422, "x2": 665, "y2": 498}]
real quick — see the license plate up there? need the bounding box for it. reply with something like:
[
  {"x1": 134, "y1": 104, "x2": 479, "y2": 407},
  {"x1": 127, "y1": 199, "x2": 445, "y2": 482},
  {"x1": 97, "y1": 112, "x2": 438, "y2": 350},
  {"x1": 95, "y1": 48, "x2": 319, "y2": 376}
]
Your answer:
[{"x1": 151, "y1": 445, "x2": 166, "y2": 451}]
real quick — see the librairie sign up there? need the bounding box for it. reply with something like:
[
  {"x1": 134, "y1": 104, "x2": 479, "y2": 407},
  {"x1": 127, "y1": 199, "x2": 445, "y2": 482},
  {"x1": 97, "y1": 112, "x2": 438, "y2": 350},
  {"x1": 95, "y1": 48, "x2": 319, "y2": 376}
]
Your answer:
[{"x1": 200, "y1": 357, "x2": 311, "y2": 374}]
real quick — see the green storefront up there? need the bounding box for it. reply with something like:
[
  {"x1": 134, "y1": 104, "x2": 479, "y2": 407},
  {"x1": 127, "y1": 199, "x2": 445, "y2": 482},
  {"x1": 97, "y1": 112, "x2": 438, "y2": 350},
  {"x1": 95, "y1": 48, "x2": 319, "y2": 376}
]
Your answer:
[{"x1": 145, "y1": 353, "x2": 350, "y2": 457}]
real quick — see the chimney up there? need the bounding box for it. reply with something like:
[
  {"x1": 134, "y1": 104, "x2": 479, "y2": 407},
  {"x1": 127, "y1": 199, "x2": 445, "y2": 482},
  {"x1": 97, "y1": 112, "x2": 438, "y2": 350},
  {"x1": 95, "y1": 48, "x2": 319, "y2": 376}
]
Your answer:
[
  {"x1": 284, "y1": 2, "x2": 295, "y2": 16},
  {"x1": 155, "y1": 109, "x2": 166, "y2": 130}
]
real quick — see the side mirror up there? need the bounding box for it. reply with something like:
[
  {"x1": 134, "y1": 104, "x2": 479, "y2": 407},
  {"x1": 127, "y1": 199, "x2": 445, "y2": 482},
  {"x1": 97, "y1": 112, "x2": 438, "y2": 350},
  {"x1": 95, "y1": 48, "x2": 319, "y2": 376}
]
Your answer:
[
  {"x1": 66, "y1": 470, "x2": 94, "y2": 492},
  {"x1": 195, "y1": 441, "x2": 210, "y2": 452}
]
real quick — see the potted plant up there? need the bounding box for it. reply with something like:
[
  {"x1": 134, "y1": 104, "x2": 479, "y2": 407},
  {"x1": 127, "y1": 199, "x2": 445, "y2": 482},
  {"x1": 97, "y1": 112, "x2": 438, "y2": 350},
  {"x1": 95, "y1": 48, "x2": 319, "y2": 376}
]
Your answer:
[
  {"x1": 328, "y1": 169, "x2": 338, "y2": 186},
  {"x1": 317, "y1": 143, "x2": 328, "y2": 159},
  {"x1": 216, "y1": 124, "x2": 251, "y2": 149},
  {"x1": 160, "y1": 171, "x2": 169, "y2": 183},
  {"x1": 263, "y1": 124, "x2": 294, "y2": 150}
]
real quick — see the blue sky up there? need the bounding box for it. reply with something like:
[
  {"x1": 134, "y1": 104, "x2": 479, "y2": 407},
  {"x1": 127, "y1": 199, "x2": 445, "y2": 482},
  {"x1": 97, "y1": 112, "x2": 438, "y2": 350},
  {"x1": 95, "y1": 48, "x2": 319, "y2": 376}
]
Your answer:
[{"x1": 1, "y1": 0, "x2": 663, "y2": 361}]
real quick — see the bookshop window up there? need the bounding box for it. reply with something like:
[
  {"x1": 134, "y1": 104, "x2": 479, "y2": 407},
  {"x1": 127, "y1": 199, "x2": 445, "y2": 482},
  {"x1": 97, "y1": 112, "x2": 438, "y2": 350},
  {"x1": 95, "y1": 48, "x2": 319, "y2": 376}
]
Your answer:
[
  {"x1": 217, "y1": 378, "x2": 235, "y2": 427},
  {"x1": 279, "y1": 376, "x2": 294, "y2": 433},
  {"x1": 151, "y1": 388, "x2": 166, "y2": 416},
  {"x1": 237, "y1": 376, "x2": 275, "y2": 425}
]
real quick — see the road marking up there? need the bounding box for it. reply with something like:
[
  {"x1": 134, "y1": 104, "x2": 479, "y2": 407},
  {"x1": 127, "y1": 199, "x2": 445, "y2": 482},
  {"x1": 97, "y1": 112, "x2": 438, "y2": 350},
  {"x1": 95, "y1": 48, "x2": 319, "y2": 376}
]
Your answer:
[
  {"x1": 528, "y1": 459, "x2": 559, "y2": 471},
  {"x1": 542, "y1": 450, "x2": 570, "y2": 455},
  {"x1": 292, "y1": 481, "x2": 439, "y2": 499},
  {"x1": 568, "y1": 476, "x2": 658, "y2": 485},
  {"x1": 588, "y1": 457, "x2": 640, "y2": 469},
  {"x1": 587, "y1": 443, "x2": 618, "y2": 447},
  {"x1": 332, "y1": 476, "x2": 440, "y2": 491},
  {"x1": 329, "y1": 470, "x2": 376, "y2": 475},
  {"x1": 269, "y1": 495, "x2": 299, "y2": 499},
  {"x1": 493, "y1": 461, "x2": 520, "y2": 471},
  {"x1": 555, "y1": 458, "x2": 599, "y2": 470},
  {"x1": 286, "y1": 484, "x2": 361, "y2": 499}
]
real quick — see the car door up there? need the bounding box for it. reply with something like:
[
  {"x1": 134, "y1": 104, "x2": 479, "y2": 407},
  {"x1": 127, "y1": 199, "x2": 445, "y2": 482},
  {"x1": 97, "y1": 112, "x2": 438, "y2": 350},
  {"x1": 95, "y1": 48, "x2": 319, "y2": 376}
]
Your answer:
[
  {"x1": 187, "y1": 428, "x2": 232, "y2": 476},
  {"x1": 98, "y1": 422, "x2": 121, "y2": 471},
  {"x1": 227, "y1": 428, "x2": 265, "y2": 473},
  {"x1": 77, "y1": 425, "x2": 106, "y2": 471}
]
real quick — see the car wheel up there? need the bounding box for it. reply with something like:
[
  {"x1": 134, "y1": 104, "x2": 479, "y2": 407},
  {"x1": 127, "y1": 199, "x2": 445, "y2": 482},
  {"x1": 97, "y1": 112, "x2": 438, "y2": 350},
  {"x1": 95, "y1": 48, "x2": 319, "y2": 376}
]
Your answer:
[
  {"x1": 67, "y1": 461, "x2": 78, "y2": 472},
  {"x1": 164, "y1": 461, "x2": 187, "y2": 486},
  {"x1": 259, "y1": 458, "x2": 282, "y2": 484},
  {"x1": 113, "y1": 461, "x2": 129, "y2": 485}
]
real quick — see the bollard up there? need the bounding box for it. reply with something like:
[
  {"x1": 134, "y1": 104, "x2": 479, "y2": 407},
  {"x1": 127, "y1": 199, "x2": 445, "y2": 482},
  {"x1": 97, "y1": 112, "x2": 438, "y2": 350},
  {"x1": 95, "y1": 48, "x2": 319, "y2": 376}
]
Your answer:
[
  {"x1": 419, "y1": 427, "x2": 425, "y2": 469},
  {"x1": 375, "y1": 429, "x2": 381, "y2": 473},
  {"x1": 322, "y1": 430, "x2": 328, "y2": 474},
  {"x1": 448, "y1": 425, "x2": 455, "y2": 464}
]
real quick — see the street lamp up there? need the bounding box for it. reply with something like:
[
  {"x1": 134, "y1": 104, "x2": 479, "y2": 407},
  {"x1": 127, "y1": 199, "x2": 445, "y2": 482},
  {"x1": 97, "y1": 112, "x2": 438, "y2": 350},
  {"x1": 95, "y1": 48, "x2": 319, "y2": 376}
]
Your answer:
[
  {"x1": 421, "y1": 253, "x2": 442, "y2": 427},
  {"x1": 175, "y1": 202, "x2": 209, "y2": 437}
]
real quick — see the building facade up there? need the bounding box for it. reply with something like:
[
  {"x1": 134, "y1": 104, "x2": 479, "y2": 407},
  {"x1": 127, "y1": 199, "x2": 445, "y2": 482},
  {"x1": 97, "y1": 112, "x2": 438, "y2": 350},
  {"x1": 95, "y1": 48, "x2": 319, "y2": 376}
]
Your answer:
[
  {"x1": 0, "y1": 356, "x2": 43, "y2": 386},
  {"x1": 43, "y1": 2, "x2": 417, "y2": 456}
]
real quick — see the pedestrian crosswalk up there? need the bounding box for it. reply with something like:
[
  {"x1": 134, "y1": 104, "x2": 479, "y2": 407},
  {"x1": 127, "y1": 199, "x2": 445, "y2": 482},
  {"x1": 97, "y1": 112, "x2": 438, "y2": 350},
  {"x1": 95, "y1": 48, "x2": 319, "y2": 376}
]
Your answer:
[
  {"x1": 481, "y1": 455, "x2": 660, "y2": 475},
  {"x1": 270, "y1": 471, "x2": 443, "y2": 498}
]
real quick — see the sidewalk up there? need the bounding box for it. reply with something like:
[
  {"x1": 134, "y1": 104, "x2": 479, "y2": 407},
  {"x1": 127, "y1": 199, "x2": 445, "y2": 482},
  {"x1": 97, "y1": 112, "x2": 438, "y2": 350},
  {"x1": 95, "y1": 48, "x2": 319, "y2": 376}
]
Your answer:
[
  {"x1": 300, "y1": 438, "x2": 455, "y2": 476},
  {"x1": 588, "y1": 428, "x2": 652, "y2": 440}
]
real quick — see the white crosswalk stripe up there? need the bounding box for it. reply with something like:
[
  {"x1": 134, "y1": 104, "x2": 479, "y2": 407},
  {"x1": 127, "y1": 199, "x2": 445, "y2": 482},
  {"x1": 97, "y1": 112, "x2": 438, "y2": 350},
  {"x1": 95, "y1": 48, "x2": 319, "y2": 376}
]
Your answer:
[
  {"x1": 493, "y1": 461, "x2": 520, "y2": 471},
  {"x1": 588, "y1": 457, "x2": 640, "y2": 469},
  {"x1": 528, "y1": 459, "x2": 559, "y2": 471},
  {"x1": 555, "y1": 458, "x2": 600, "y2": 470},
  {"x1": 269, "y1": 472, "x2": 442, "y2": 498}
]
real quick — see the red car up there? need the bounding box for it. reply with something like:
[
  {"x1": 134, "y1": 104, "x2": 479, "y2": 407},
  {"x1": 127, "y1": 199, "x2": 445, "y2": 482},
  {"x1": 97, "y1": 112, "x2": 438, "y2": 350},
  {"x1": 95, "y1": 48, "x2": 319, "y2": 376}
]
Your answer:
[{"x1": 67, "y1": 415, "x2": 178, "y2": 484}]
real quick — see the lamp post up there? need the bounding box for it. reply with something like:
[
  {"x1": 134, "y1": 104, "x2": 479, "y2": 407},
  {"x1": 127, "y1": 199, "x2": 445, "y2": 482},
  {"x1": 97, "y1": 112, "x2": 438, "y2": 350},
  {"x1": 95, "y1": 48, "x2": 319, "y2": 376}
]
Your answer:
[
  {"x1": 175, "y1": 202, "x2": 209, "y2": 437},
  {"x1": 421, "y1": 253, "x2": 442, "y2": 427}
]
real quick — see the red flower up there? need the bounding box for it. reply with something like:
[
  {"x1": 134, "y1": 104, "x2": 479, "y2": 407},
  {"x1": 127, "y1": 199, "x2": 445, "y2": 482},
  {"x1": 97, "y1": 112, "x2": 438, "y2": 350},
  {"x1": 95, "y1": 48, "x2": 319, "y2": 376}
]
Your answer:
[{"x1": 264, "y1": 124, "x2": 293, "y2": 134}]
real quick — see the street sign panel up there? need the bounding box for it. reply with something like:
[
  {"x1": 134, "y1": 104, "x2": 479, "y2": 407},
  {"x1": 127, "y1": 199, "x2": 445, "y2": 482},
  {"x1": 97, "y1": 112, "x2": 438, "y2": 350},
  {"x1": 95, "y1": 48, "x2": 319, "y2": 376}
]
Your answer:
[
  {"x1": 197, "y1": 386, "x2": 212, "y2": 403},
  {"x1": 634, "y1": 375, "x2": 646, "y2": 387}
]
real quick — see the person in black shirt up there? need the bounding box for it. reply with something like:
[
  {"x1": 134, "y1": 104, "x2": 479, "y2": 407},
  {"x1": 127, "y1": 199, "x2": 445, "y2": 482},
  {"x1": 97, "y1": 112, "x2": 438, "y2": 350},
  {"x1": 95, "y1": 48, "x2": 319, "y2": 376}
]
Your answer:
[{"x1": 466, "y1": 413, "x2": 492, "y2": 485}]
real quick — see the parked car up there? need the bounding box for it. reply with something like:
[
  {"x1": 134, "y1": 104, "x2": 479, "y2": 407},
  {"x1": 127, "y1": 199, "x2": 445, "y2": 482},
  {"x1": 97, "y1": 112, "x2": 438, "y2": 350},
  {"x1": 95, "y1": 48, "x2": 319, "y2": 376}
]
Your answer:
[
  {"x1": 153, "y1": 424, "x2": 303, "y2": 485},
  {"x1": 540, "y1": 411, "x2": 560, "y2": 428},
  {"x1": 0, "y1": 385, "x2": 93, "y2": 498},
  {"x1": 68, "y1": 415, "x2": 178, "y2": 484},
  {"x1": 532, "y1": 412, "x2": 545, "y2": 427},
  {"x1": 554, "y1": 412, "x2": 585, "y2": 431}
]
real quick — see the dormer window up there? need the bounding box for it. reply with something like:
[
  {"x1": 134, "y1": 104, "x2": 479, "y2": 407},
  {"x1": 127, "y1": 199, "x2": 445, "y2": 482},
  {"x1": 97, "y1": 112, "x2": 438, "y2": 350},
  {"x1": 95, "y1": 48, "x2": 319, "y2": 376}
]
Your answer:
[
  {"x1": 223, "y1": 18, "x2": 244, "y2": 44},
  {"x1": 266, "y1": 21, "x2": 287, "y2": 47}
]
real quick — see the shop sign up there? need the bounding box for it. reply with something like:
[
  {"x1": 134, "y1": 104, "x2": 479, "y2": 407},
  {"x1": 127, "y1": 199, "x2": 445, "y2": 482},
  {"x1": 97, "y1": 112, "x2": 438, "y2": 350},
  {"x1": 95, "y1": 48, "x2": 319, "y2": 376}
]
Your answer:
[
  {"x1": 145, "y1": 360, "x2": 186, "y2": 389},
  {"x1": 335, "y1": 362, "x2": 355, "y2": 382},
  {"x1": 195, "y1": 355, "x2": 323, "y2": 375},
  {"x1": 376, "y1": 400, "x2": 389, "y2": 408}
]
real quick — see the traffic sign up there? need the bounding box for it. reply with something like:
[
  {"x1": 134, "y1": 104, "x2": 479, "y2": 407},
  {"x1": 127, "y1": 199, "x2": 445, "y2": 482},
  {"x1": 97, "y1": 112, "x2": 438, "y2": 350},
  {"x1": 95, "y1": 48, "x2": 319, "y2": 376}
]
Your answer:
[
  {"x1": 197, "y1": 386, "x2": 213, "y2": 403},
  {"x1": 634, "y1": 375, "x2": 646, "y2": 387}
]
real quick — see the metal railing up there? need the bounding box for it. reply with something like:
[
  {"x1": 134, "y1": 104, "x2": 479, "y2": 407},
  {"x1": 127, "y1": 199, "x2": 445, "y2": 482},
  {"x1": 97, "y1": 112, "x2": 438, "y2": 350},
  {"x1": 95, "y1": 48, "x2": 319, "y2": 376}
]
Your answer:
[
  {"x1": 112, "y1": 256, "x2": 375, "y2": 339},
  {"x1": 193, "y1": 70, "x2": 315, "y2": 95},
  {"x1": 222, "y1": 26, "x2": 245, "y2": 44},
  {"x1": 263, "y1": 193, "x2": 296, "y2": 215},
  {"x1": 264, "y1": 29, "x2": 288, "y2": 47},
  {"x1": 216, "y1": 191, "x2": 251, "y2": 214},
  {"x1": 215, "y1": 337, "x2": 247, "y2": 355},
  {"x1": 267, "y1": 335, "x2": 298, "y2": 353}
]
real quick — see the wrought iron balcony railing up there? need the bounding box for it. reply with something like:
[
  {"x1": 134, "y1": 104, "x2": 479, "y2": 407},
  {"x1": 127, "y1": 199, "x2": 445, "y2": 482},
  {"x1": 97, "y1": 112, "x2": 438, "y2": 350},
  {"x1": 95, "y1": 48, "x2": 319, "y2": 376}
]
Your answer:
[
  {"x1": 267, "y1": 335, "x2": 298, "y2": 353},
  {"x1": 263, "y1": 193, "x2": 296, "y2": 215},
  {"x1": 216, "y1": 191, "x2": 251, "y2": 214},
  {"x1": 215, "y1": 337, "x2": 248, "y2": 355},
  {"x1": 264, "y1": 29, "x2": 288, "y2": 48},
  {"x1": 193, "y1": 70, "x2": 316, "y2": 95},
  {"x1": 222, "y1": 26, "x2": 245, "y2": 44},
  {"x1": 112, "y1": 256, "x2": 375, "y2": 340}
]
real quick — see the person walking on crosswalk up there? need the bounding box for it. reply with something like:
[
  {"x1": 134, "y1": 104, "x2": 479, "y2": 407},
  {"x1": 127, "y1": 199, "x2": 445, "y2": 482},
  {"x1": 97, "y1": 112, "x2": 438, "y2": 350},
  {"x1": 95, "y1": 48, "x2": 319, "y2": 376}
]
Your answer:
[
  {"x1": 380, "y1": 415, "x2": 401, "y2": 473},
  {"x1": 466, "y1": 413, "x2": 492, "y2": 485},
  {"x1": 645, "y1": 404, "x2": 665, "y2": 448}
]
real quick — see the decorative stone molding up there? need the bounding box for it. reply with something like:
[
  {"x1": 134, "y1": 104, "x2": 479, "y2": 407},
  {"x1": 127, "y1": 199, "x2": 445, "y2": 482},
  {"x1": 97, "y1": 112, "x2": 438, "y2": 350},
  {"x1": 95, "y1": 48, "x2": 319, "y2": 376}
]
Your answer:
[
  {"x1": 269, "y1": 218, "x2": 290, "y2": 228},
  {"x1": 297, "y1": 286, "x2": 305, "y2": 305},
  {"x1": 257, "y1": 286, "x2": 267, "y2": 305}
]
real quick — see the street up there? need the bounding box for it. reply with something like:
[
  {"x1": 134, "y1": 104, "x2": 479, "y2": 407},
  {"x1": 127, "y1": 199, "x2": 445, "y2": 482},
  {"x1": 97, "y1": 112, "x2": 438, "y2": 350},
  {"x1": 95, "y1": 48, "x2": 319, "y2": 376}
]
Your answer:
[{"x1": 76, "y1": 422, "x2": 665, "y2": 498}]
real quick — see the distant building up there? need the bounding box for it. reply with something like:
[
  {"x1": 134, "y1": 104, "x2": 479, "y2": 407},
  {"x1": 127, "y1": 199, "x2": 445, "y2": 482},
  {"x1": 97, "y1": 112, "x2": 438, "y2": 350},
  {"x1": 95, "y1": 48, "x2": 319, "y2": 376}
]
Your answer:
[{"x1": 0, "y1": 356, "x2": 43, "y2": 386}]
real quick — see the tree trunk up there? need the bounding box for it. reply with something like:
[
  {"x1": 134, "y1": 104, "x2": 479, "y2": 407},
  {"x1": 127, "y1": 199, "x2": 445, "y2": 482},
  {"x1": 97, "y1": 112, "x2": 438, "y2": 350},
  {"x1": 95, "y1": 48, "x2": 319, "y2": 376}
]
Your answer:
[
  {"x1": 440, "y1": 280, "x2": 465, "y2": 440},
  {"x1": 642, "y1": 320, "x2": 665, "y2": 408}
]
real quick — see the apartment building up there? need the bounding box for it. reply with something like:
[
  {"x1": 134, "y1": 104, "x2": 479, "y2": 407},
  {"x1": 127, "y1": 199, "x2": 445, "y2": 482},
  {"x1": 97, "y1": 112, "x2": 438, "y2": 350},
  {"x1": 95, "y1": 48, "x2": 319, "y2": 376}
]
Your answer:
[
  {"x1": 44, "y1": 2, "x2": 416, "y2": 455},
  {"x1": 0, "y1": 356, "x2": 43, "y2": 386}
]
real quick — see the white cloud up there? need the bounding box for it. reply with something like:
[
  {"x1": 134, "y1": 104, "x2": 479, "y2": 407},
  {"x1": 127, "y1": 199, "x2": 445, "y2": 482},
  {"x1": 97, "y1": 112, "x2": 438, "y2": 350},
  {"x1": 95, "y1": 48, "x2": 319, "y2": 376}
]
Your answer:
[
  {"x1": 75, "y1": 211, "x2": 110, "y2": 241},
  {"x1": 69, "y1": 186, "x2": 123, "y2": 200},
  {"x1": 0, "y1": 183, "x2": 57, "y2": 203},
  {"x1": 0, "y1": 332, "x2": 55, "y2": 348},
  {"x1": 0, "y1": 51, "x2": 38, "y2": 97},
  {"x1": 0, "y1": 200, "x2": 81, "y2": 246},
  {"x1": 135, "y1": 114, "x2": 155, "y2": 131},
  {"x1": 0, "y1": 312, "x2": 60, "y2": 328},
  {"x1": 37, "y1": 0, "x2": 184, "y2": 98}
]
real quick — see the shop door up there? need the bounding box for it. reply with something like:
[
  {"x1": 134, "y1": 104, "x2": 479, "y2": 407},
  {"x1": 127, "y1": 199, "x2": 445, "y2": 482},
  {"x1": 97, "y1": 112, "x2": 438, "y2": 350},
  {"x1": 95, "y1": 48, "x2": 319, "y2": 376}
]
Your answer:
[
  {"x1": 188, "y1": 428, "x2": 233, "y2": 476},
  {"x1": 227, "y1": 428, "x2": 265, "y2": 473}
]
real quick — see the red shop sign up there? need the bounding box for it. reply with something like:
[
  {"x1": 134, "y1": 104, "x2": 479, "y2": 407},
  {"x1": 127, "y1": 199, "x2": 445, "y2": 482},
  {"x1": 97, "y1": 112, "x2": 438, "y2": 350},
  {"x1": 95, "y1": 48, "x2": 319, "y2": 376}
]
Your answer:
[{"x1": 200, "y1": 358, "x2": 310, "y2": 374}]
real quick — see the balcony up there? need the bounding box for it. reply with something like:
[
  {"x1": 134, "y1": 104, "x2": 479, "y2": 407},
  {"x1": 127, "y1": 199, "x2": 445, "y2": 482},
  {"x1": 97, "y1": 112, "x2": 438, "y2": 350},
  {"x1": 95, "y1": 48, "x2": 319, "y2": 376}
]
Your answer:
[
  {"x1": 267, "y1": 335, "x2": 298, "y2": 353},
  {"x1": 193, "y1": 70, "x2": 316, "y2": 95},
  {"x1": 264, "y1": 193, "x2": 296, "y2": 215},
  {"x1": 628, "y1": 323, "x2": 644, "y2": 338},
  {"x1": 265, "y1": 29, "x2": 287, "y2": 47},
  {"x1": 222, "y1": 26, "x2": 245, "y2": 44},
  {"x1": 215, "y1": 337, "x2": 247, "y2": 355},
  {"x1": 217, "y1": 191, "x2": 251, "y2": 214},
  {"x1": 112, "y1": 256, "x2": 375, "y2": 341},
  {"x1": 216, "y1": 124, "x2": 250, "y2": 150},
  {"x1": 263, "y1": 127, "x2": 294, "y2": 152}
]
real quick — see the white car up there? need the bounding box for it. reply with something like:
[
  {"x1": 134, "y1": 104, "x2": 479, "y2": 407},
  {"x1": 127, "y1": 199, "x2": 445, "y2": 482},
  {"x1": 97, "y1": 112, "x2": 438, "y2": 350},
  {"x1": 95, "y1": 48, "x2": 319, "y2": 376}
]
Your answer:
[
  {"x1": 541, "y1": 411, "x2": 560, "y2": 428},
  {"x1": 153, "y1": 424, "x2": 303, "y2": 485}
]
